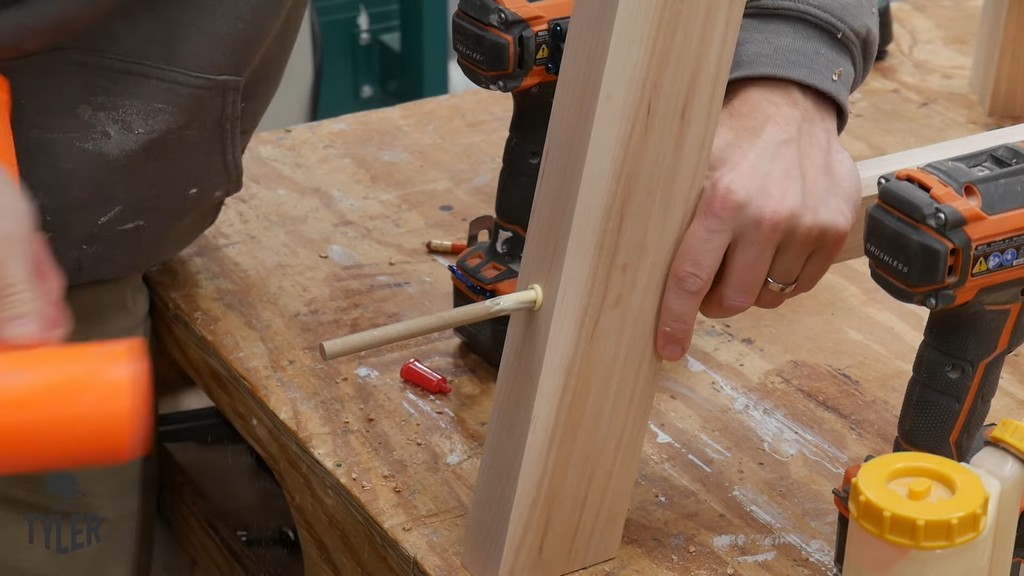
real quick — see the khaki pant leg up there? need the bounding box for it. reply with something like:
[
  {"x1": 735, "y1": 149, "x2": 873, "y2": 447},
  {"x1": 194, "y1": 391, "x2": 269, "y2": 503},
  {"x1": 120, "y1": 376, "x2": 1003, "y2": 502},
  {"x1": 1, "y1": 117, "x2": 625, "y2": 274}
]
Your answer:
[{"x1": 0, "y1": 275, "x2": 156, "y2": 576}]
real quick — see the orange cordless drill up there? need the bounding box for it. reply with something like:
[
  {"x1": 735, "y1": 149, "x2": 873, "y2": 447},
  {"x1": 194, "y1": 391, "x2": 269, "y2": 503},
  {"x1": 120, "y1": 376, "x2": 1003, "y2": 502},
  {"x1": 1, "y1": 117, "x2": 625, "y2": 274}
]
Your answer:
[
  {"x1": 448, "y1": 0, "x2": 571, "y2": 366},
  {"x1": 833, "y1": 142, "x2": 1024, "y2": 573}
]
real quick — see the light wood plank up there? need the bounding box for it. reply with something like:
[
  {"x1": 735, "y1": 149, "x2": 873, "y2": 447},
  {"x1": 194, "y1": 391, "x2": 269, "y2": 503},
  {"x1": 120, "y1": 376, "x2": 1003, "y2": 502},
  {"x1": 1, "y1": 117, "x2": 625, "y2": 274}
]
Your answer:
[{"x1": 462, "y1": 2, "x2": 746, "y2": 574}]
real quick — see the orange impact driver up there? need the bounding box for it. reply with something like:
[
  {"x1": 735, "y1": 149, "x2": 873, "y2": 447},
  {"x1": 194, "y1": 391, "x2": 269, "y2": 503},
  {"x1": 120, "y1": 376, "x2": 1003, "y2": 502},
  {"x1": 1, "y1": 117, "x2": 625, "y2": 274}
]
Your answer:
[
  {"x1": 832, "y1": 142, "x2": 1024, "y2": 572},
  {"x1": 448, "y1": 0, "x2": 571, "y2": 366},
  {"x1": 0, "y1": 74, "x2": 154, "y2": 476}
]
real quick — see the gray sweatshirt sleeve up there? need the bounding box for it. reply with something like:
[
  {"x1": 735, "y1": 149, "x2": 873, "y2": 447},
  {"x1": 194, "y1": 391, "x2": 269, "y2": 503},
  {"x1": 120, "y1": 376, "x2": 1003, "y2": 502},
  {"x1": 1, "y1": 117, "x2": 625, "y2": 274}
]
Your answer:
[{"x1": 732, "y1": 0, "x2": 880, "y2": 132}]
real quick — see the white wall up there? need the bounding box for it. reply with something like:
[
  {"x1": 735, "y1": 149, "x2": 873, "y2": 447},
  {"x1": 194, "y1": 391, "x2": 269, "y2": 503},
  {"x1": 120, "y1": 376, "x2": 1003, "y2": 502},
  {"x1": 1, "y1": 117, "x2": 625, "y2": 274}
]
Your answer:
[{"x1": 257, "y1": 6, "x2": 316, "y2": 132}]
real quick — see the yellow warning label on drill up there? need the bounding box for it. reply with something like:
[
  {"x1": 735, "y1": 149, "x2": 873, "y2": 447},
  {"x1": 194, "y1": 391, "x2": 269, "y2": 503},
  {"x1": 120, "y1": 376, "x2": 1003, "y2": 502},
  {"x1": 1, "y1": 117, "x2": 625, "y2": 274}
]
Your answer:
[
  {"x1": 535, "y1": 29, "x2": 552, "y2": 66},
  {"x1": 972, "y1": 233, "x2": 1024, "y2": 277}
]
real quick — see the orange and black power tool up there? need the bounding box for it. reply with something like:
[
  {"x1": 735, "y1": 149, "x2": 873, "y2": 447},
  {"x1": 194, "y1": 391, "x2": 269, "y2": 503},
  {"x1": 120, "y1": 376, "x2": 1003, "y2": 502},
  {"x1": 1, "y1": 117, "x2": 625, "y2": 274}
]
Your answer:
[
  {"x1": 832, "y1": 142, "x2": 1024, "y2": 573},
  {"x1": 448, "y1": 0, "x2": 571, "y2": 367}
]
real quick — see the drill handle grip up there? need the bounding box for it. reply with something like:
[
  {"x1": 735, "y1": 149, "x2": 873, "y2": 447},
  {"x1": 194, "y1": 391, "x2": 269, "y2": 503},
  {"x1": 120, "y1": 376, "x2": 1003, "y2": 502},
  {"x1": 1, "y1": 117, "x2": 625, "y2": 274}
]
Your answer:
[
  {"x1": 895, "y1": 299, "x2": 1024, "y2": 461},
  {"x1": 494, "y1": 83, "x2": 557, "y2": 234}
]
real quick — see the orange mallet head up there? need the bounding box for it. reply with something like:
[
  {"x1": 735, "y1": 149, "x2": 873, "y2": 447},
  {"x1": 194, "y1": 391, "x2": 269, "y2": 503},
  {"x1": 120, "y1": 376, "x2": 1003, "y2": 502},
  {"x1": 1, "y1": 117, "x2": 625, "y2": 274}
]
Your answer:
[
  {"x1": 0, "y1": 338, "x2": 154, "y2": 476},
  {"x1": 0, "y1": 73, "x2": 16, "y2": 182}
]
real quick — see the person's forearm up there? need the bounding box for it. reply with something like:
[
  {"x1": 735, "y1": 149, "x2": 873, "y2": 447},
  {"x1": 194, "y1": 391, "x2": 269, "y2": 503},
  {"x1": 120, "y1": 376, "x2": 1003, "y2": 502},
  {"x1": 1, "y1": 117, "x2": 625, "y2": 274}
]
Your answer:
[{"x1": 733, "y1": 0, "x2": 880, "y2": 132}]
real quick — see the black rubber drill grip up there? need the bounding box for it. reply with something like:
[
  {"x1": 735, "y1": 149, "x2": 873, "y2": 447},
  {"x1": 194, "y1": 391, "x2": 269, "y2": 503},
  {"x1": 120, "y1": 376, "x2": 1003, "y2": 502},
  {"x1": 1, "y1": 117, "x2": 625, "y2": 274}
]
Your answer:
[
  {"x1": 895, "y1": 300, "x2": 1024, "y2": 461},
  {"x1": 494, "y1": 83, "x2": 556, "y2": 234}
]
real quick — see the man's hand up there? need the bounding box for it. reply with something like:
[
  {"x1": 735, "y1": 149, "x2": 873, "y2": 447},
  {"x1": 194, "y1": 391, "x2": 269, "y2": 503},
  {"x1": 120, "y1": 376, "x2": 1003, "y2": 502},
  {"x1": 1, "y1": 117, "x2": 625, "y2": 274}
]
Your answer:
[
  {"x1": 0, "y1": 174, "x2": 72, "y2": 345},
  {"x1": 656, "y1": 79, "x2": 862, "y2": 361}
]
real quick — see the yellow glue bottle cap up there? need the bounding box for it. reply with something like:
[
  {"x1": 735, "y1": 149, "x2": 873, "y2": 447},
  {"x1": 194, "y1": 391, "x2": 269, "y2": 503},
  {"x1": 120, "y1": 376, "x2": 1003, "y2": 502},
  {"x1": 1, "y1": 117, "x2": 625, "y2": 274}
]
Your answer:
[
  {"x1": 849, "y1": 451, "x2": 988, "y2": 550},
  {"x1": 989, "y1": 419, "x2": 1024, "y2": 459}
]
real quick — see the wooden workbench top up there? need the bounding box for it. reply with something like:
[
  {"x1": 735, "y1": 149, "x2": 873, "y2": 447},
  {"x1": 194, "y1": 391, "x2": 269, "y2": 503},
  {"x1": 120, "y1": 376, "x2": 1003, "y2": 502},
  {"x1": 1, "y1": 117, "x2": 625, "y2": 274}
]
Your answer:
[{"x1": 146, "y1": 1, "x2": 1024, "y2": 574}]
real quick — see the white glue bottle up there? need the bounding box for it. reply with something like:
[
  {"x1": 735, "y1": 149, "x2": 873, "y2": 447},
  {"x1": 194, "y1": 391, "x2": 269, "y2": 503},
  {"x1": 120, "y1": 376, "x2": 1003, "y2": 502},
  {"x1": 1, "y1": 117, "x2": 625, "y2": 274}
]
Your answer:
[
  {"x1": 970, "y1": 419, "x2": 1024, "y2": 576},
  {"x1": 842, "y1": 418, "x2": 1024, "y2": 576}
]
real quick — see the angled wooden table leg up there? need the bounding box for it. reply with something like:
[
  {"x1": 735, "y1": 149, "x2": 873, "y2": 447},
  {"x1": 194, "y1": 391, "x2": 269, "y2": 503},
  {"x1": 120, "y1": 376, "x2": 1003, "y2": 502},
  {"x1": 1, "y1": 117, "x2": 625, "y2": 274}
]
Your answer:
[{"x1": 463, "y1": 1, "x2": 746, "y2": 575}]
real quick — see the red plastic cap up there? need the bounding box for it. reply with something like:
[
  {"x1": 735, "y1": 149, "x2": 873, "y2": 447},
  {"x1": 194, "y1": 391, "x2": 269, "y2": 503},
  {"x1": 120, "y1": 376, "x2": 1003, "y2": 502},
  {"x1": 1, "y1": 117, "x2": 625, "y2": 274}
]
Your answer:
[{"x1": 400, "y1": 359, "x2": 451, "y2": 394}]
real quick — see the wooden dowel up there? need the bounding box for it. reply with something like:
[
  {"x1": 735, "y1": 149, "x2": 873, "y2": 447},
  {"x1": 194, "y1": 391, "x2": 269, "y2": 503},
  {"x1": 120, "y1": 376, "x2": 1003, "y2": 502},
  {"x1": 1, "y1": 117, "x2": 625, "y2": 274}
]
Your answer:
[{"x1": 319, "y1": 285, "x2": 544, "y2": 360}]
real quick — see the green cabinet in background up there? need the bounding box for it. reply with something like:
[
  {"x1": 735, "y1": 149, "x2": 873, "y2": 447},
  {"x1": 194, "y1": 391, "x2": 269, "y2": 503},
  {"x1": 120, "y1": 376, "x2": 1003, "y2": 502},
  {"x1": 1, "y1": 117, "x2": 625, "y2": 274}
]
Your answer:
[{"x1": 311, "y1": 0, "x2": 450, "y2": 119}]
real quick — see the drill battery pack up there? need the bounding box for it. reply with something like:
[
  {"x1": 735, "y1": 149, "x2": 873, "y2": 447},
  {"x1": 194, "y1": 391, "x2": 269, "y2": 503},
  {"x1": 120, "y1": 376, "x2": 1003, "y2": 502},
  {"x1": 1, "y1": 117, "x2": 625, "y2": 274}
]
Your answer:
[
  {"x1": 452, "y1": 286, "x2": 510, "y2": 367},
  {"x1": 449, "y1": 215, "x2": 522, "y2": 367}
]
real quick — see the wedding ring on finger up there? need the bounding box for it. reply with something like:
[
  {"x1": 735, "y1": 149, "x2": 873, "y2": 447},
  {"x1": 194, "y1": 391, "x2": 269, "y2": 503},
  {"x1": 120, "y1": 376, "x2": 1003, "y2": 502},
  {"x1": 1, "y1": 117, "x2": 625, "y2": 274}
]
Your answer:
[{"x1": 764, "y1": 275, "x2": 797, "y2": 294}]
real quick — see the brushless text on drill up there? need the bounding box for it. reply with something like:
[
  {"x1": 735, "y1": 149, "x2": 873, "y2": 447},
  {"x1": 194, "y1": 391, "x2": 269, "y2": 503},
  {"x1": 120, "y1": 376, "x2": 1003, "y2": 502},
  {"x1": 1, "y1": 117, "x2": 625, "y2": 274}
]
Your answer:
[{"x1": 865, "y1": 241, "x2": 910, "y2": 274}]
